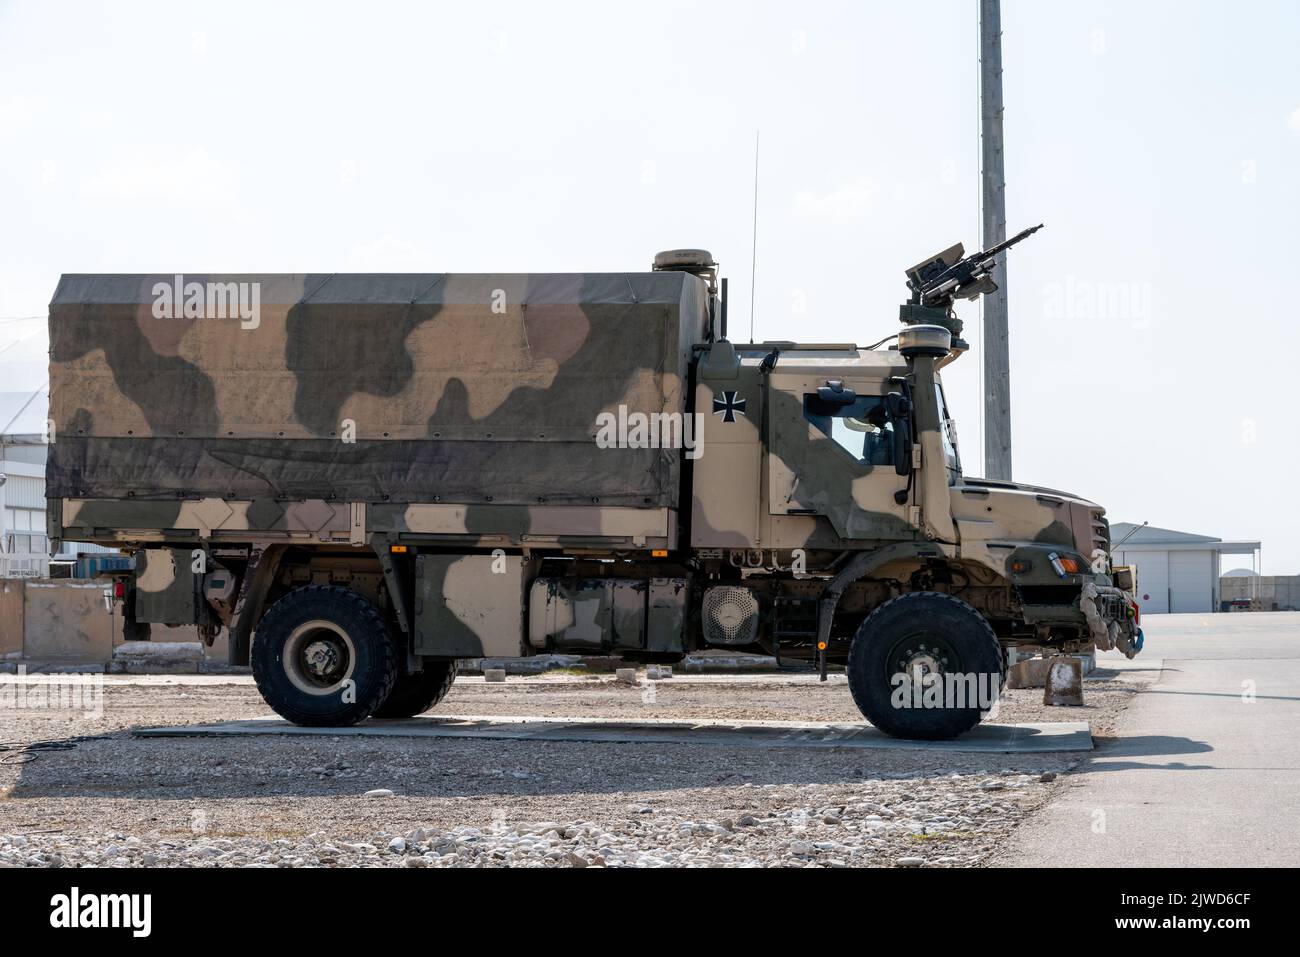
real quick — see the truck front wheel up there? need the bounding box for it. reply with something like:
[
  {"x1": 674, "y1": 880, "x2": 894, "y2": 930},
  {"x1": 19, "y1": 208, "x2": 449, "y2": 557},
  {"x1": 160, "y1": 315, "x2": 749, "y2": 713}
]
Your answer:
[
  {"x1": 372, "y1": 661, "x2": 458, "y2": 719},
  {"x1": 251, "y1": 586, "x2": 398, "y2": 727},
  {"x1": 847, "y1": 592, "x2": 1005, "y2": 740}
]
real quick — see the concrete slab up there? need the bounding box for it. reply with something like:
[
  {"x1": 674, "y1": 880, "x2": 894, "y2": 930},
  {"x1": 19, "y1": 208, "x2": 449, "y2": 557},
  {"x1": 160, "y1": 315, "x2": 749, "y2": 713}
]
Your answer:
[
  {"x1": 461, "y1": 653, "x2": 788, "y2": 675},
  {"x1": 134, "y1": 714, "x2": 1093, "y2": 753}
]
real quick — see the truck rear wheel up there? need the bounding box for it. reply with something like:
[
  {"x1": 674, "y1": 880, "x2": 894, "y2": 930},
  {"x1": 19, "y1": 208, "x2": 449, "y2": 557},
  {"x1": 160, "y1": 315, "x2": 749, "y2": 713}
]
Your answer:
[
  {"x1": 847, "y1": 592, "x2": 1005, "y2": 740},
  {"x1": 372, "y1": 661, "x2": 458, "y2": 719},
  {"x1": 251, "y1": 586, "x2": 397, "y2": 727}
]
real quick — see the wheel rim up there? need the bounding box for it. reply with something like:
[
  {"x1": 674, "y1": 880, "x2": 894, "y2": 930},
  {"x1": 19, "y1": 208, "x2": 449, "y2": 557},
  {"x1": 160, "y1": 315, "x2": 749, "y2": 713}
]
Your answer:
[
  {"x1": 282, "y1": 620, "x2": 356, "y2": 696},
  {"x1": 884, "y1": 632, "x2": 963, "y2": 692}
]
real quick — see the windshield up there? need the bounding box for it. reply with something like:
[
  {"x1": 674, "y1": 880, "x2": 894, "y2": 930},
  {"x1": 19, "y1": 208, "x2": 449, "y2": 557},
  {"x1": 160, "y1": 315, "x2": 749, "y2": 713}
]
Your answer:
[{"x1": 935, "y1": 381, "x2": 961, "y2": 479}]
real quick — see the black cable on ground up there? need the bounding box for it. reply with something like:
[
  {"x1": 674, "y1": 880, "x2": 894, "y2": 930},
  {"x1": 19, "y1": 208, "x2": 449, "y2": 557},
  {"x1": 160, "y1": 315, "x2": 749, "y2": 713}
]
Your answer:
[{"x1": 0, "y1": 735, "x2": 113, "y2": 766}]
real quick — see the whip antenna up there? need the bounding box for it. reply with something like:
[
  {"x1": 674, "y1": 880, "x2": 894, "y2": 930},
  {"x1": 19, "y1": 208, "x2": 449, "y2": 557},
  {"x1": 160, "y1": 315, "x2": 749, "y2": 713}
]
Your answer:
[{"x1": 749, "y1": 130, "x2": 759, "y2": 343}]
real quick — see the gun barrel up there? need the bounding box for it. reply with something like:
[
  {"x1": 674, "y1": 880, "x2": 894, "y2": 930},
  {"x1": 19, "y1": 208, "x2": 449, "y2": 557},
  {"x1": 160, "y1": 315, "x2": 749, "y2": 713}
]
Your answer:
[
  {"x1": 906, "y1": 222, "x2": 1044, "y2": 310},
  {"x1": 979, "y1": 222, "x2": 1044, "y2": 261}
]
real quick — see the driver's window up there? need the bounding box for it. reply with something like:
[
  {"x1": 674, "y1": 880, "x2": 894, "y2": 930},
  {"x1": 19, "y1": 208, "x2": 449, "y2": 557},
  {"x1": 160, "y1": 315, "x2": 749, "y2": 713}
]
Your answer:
[{"x1": 803, "y1": 394, "x2": 895, "y2": 466}]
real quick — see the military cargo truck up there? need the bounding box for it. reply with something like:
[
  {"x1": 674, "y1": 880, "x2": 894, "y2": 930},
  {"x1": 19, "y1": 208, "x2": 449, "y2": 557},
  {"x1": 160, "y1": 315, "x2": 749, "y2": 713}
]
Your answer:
[{"x1": 47, "y1": 241, "x2": 1143, "y2": 739}]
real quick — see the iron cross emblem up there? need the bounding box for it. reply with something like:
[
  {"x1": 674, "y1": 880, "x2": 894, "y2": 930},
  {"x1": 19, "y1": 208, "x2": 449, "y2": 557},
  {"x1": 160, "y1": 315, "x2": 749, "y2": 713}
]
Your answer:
[{"x1": 712, "y1": 391, "x2": 747, "y2": 423}]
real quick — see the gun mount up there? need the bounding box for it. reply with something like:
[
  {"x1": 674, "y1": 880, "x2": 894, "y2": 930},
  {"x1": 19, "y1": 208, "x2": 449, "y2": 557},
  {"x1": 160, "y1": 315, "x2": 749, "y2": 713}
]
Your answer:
[{"x1": 899, "y1": 224, "x2": 1044, "y2": 339}]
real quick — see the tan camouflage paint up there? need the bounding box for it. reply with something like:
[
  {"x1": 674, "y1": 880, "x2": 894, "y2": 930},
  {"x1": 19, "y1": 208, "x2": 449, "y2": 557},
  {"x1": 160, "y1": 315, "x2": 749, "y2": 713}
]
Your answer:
[
  {"x1": 692, "y1": 343, "x2": 923, "y2": 549},
  {"x1": 48, "y1": 271, "x2": 708, "y2": 551},
  {"x1": 134, "y1": 547, "x2": 200, "y2": 625},
  {"x1": 48, "y1": 264, "x2": 1125, "y2": 661},
  {"x1": 413, "y1": 554, "x2": 533, "y2": 658}
]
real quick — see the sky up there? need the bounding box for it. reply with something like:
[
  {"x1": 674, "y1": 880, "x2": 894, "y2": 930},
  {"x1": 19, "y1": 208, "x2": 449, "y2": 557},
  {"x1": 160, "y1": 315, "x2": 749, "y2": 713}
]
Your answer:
[{"x1": 1, "y1": 0, "x2": 1297, "y2": 571}]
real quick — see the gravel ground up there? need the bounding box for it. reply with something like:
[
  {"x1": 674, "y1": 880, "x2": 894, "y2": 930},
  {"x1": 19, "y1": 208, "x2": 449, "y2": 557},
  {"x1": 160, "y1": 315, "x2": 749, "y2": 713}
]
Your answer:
[{"x1": 0, "y1": 666, "x2": 1151, "y2": 868}]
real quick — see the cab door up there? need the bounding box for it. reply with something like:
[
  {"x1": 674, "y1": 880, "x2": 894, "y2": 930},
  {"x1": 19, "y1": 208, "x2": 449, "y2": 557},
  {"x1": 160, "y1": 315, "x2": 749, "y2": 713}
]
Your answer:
[
  {"x1": 690, "y1": 363, "x2": 764, "y2": 548},
  {"x1": 766, "y1": 374, "x2": 916, "y2": 542}
]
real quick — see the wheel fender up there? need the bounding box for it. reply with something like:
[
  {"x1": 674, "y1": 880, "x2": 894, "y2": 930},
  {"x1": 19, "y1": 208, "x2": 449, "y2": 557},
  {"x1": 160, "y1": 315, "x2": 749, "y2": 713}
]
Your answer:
[{"x1": 813, "y1": 542, "x2": 954, "y2": 652}]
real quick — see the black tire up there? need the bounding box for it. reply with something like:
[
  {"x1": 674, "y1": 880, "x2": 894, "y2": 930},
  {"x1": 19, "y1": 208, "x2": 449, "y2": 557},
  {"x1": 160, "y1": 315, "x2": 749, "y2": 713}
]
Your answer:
[
  {"x1": 372, "y1": 661, "x2": 458, "y2": 719},
  {"x1": 847, "y1": 592, "x2": 1005, "y2": 740},
  {"x1": 251, "y1": 585, "x2": 398, "y2": 727}
]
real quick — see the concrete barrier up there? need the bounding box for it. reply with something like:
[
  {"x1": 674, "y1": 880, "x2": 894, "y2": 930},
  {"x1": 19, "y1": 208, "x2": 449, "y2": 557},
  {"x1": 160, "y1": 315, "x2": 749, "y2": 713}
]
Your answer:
[
  {"x1": 1044, "y1": 658, "x2": 1086, "y2": 707},
  {"x1": 1007, "y1": 657, "x2": 1054, "y2": 689},
  {"x1": 23, "y1": 580, "x2": 113, "y2": 661},
  {"x1": 0, "y1": 578, "x2": 233, "y2": 672},
  {"x1": 0, "y1": 579, "x2": 23, "y2": 659},
  {"x1": 1008, "y1": 652, "x2": 1096, "y2": 689}
]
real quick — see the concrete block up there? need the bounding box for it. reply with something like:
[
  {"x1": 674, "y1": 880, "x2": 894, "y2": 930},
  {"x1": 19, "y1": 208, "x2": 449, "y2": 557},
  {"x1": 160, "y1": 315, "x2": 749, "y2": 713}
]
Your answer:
[
  {"x1": 198, "y1": 661, "x2": 251, "y2": 675},
  {"x1": 108, "y1": 658, "x2": 201, "y2": 675},
  {"x1": 615, "y1": 668, "x2": 639, "y2": 685},
  {"x1": 1044, "y1": 658, "x2": 1085, "y2": 706},
  {"x1": 1007, "y1": 657, "x2": 1053, "y2": 689},
  {"x1": 682, "y1": 653, "x2": 779, "y2": 672},
  {"x1": 115, "y1": 640, "x2": 204, "y2": 659},
  {"x1": 647, "y1": 665, "x2": 673, "y2": 680},
  {"x1": 460, "y1": 655, "x2": 623, "y2": 675},
  {"x1": 1006, "y1": 645, "x2": 1046, "y2": 667},
  {"x1": 23, "y1": 580, "x2": 113, "y2": 661},
  {"x1": 110, "y1": 639, "x2": 203, "y2": 674},
  {"x1": 1009, "y1": 653, "x2": 1095, "y2": 689},
  {"x1": 483, "y1": 668, "x2": 507, "y2": 683},
  {"x1": 3, "y1": 660, "x2": 107, "y2": 674}
]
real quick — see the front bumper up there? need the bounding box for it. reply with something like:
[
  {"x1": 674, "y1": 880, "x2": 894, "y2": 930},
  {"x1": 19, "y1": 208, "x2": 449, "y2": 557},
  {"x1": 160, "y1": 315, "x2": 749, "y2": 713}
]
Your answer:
[{"x1": 1081, "y1": 580, "x2": 1144, "y2": 659}]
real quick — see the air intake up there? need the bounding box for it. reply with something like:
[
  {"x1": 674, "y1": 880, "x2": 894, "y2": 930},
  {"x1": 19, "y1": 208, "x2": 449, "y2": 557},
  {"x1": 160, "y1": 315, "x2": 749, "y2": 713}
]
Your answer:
[{"x1": 702, "y1": 586, "x2": 760, "y2": 646}]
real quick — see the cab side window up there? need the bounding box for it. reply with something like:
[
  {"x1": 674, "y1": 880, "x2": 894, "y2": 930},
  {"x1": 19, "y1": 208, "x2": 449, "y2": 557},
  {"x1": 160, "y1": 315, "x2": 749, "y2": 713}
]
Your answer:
[{"x1": 803, "y1": 394, "x2": 895, "y2": 466}]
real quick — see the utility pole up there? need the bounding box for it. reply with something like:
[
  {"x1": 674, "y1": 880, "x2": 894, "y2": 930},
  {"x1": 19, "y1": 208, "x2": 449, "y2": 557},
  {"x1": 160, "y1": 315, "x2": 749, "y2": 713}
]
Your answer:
[{"x1": 979, "y1": 0, "x2": 1012, "y2": 480}]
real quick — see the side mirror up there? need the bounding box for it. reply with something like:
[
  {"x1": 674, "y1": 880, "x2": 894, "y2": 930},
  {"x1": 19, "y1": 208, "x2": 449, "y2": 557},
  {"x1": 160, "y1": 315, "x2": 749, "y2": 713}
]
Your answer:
[
  {"x1": 817, "y1": 380, "x2": 857, "y2": 407},
  {"x1": 884, "y1": 392, "x2": 911, "y2": 418},
  {"x1": 885, "y1": 391, "x2": 913, "y2": 476}
]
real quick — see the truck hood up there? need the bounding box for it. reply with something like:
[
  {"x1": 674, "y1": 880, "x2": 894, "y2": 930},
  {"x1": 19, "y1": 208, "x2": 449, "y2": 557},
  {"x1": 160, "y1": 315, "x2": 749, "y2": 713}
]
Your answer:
[
  {"x1": 957, "y1": 477, "x2": 1102, "y2": 510},
  {"x1": 952, "y1": 477, "x2": 1108, "y2": 558}
]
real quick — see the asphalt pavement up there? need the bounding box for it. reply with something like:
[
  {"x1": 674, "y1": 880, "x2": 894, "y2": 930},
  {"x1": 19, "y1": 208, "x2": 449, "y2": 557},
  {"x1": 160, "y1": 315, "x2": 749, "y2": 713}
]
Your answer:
[{"x1": 998, "y1": 612, "x2": 1300, "y2": 866}]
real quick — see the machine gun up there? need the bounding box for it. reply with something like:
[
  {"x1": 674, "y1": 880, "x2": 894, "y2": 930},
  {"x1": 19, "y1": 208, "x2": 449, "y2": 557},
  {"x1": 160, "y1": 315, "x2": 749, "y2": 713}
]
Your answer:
[{"x1": 903, "y1": 223, "x2": 1043, "y2": 316}]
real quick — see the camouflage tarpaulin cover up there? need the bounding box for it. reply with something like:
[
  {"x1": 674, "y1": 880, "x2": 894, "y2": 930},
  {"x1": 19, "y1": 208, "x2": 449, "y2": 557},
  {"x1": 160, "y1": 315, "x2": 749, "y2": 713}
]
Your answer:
[{"x1": 48, "y1": 272, "x2": 707, "y2": 507}]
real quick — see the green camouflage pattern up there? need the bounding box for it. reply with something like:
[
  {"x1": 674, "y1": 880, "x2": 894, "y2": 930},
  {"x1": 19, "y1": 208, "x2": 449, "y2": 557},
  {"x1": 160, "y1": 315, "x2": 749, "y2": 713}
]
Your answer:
[
  {"x1": 49, "y1": 269, "x2": 1108, "y2": 571},
  {"x1": 413, "y1": 553, "x2": 533, "y2": 658},
  {"x1": 693, "y1": 344, "x2": 921, "y2": 548},
  {"x1": 134, "y1": 546, "x2": 200, "y2": 626},
  {"x1": 690, "y1": 339, "x2": 1108, "y2": 588},
  {"x1": 48, "y1": 271, "x2": 705, "y2": 551},
  {"x1": 47, "y1": 262, "x2": 1127, "y2": 663}
]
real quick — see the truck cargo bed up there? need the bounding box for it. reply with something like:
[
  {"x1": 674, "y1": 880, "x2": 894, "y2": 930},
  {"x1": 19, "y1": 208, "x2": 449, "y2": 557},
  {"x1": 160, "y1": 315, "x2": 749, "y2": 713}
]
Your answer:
[{"x1": 48, "y1": 271, "x2": 707, "y2": 546}]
